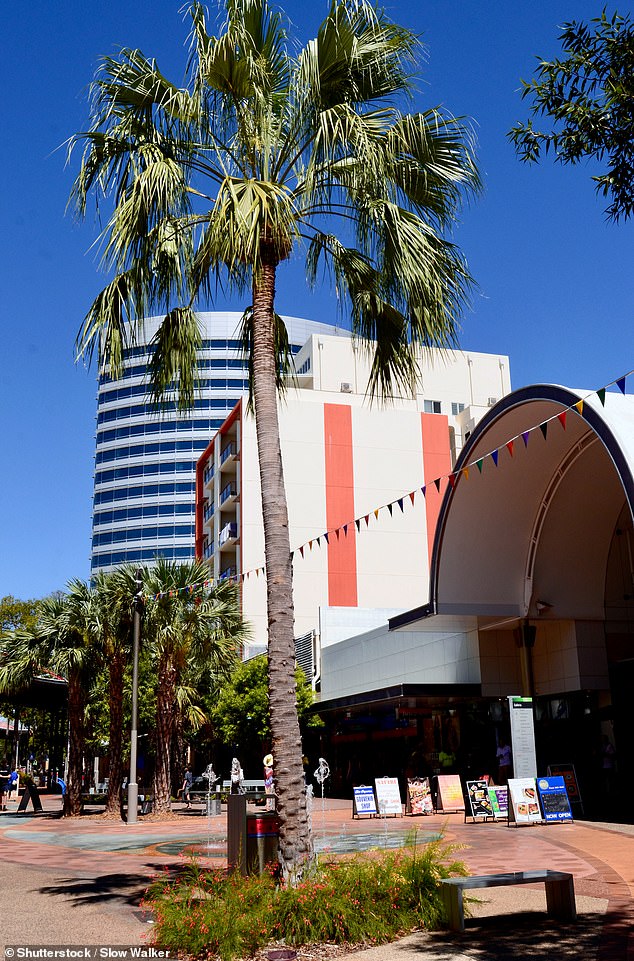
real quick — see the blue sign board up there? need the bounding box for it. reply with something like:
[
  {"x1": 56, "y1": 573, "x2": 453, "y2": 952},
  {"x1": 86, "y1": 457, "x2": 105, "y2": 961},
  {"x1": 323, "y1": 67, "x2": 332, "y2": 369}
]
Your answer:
[
  {"x1": 353, "y1": 785, "x2": 377, "y2": 817},
  {"x1": 536, "y1": 776, "x2": 573, "y2": 822}
]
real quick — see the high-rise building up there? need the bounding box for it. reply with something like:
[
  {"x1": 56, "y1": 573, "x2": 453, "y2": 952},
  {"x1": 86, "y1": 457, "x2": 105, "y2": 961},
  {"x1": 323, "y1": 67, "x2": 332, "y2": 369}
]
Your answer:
[{"x1": 91, "y1": 312, "x2": 347, "y2": 575}]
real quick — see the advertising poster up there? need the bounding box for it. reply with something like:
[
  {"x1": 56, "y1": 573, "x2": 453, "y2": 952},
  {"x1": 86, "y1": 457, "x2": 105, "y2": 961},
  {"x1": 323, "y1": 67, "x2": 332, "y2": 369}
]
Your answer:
[
  {"x1": 488, "y1": 785, "x2": 508, "y2": 819},
  {"x1": 407, "y1": 777, "x2": 433, "y2": 815},
  {"x1": 374, "y1": 777, "x2": 403, "y2": 816},
  {"x1": 536, "y1": 776, "x2": 573, "y2": 822},
  {"x1": 352, "y1": 785, "x2": 377, "y2": 817},
  {"x1": 508, "y1": 778, "x2": 543, "y2": 824},
  {"x1": 436, "y1": 774, "x2": 465, "y2": 812},
  {"x1": 466, "y1": 780, "x2": 494, "y2": 819}
]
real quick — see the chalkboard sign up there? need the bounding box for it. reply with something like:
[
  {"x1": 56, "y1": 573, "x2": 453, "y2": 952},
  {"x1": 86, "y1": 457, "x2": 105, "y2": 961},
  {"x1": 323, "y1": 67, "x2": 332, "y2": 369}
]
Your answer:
[
  {"x1": 537, "y1": 776, "x2": 573, "y2": 822},
  {"x1": 352, "y1": 785, "x2": 377, "y2": 818},
  {"x1": 466, "y1": 780, "x2": 494, "y2": 820}
]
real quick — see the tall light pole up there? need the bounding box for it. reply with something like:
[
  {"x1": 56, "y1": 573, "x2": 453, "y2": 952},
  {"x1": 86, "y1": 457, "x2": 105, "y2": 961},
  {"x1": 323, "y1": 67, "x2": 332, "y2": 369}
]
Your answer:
[{"x1": 127, "y1": 569, "x2": 144, "y2": 825}]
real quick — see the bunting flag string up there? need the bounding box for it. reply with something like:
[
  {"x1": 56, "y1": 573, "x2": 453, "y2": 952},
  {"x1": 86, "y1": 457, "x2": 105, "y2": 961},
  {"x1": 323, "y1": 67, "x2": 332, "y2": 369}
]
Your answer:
[{"x1": 143, "y1": 369, "x2": 632, "y2": 600}]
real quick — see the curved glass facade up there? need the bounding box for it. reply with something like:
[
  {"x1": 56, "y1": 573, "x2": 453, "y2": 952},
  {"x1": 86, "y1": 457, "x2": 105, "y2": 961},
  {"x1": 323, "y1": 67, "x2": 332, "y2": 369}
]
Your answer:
[{"x1": 91, "y1": 312, "x2": 346, "y2": 574}]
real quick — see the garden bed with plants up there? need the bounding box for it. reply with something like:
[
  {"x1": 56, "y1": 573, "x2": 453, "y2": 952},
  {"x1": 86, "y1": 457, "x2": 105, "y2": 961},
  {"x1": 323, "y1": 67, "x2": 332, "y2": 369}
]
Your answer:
[{"x1": 143, "y1": 833, "x2": 467, "y2": 961}]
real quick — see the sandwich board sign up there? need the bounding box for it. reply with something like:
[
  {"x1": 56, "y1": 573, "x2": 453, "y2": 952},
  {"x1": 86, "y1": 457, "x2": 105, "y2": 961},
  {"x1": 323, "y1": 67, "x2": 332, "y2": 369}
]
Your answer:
[
  {"x1": 352, "y1": 785, "x2": 377, "y2": 818},
  {"x1": 507, "y1": 778, "x2": 543, "y2": 825},
  {"x1": 466, "y1": 779, "x2": 494, "y2": 820},
  {"x1": 488, "y1": 785, "x2": 509, "y2": 820},
  {"x1": 536, "y1": 776, "x2": 573, "y2": 823},
  {"x1": 436, "y1": 774, "x2": 465, "y2": 813},
  {"x1": 406, "y1": 777, "x2": 433, "y2": 815},
  {"x1": 374, "y1": 777, "x2": 403, "y2": 816}
]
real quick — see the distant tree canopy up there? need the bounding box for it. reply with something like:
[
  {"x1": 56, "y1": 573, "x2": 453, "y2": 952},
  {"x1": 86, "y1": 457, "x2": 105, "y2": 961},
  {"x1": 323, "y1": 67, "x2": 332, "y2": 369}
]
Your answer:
[
  {"x1": 0, "y1": 596, "x2": 41, "y2": 635},
  {"x1": 509, "y1": 10, "x2": 634, "y2": 221},
  {"x1": 211, "y1": 656, "x2": 322, "y2": 751}
]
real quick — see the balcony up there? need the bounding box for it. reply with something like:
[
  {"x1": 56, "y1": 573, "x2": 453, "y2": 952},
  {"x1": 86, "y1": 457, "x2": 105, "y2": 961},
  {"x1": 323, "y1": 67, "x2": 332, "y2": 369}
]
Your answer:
[
  {"x1": 219, "y1": 565, "x2": 237, "y2": 581},
  {"x1": 203, "y1": 501, "x2": 215, "y2": 523},
  {"x1": 203, "y1": 541, "x2": 215, "y2": 560},
  {"x1": 219, "y1": 522, "x2": 238, "y2": 547},
  {"x1": 203, "y1": 463, "x2": 215, "y2": 484},
  {"x1": 220, "y1": 481, "x2": 238, "y2": 505},
  {"x1": 220, "y1": 442, "x2": 236, "y2": 464}
]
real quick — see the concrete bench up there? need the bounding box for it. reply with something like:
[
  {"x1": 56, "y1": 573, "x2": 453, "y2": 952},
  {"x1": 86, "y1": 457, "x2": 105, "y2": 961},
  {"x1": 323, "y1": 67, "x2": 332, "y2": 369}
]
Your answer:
[{"x1": 440, "y1": 870, "x2": 576, "y2": 933}]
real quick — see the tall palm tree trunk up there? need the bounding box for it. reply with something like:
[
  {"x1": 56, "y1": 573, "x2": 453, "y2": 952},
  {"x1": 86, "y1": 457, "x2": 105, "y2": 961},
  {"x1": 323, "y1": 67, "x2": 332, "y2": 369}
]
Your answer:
[
  {"x1": 252, "y1": 258, "x2": 312, "y2": 875},
  {"x1": 153, "y1": 660, "x2": 176, "y2": 815},
  {"x1": 105, "y1": 652, "x2": 125, "y2": 816},
  {"x1": 64, "y1": 673, "x2": 85, "y2": 817}
]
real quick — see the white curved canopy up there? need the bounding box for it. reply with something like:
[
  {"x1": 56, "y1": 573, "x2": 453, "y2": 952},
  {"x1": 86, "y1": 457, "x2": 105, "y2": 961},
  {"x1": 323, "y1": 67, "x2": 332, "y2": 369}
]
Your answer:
[{"x1": 428, "y1": 386, "x2": 634, "y2": 622}]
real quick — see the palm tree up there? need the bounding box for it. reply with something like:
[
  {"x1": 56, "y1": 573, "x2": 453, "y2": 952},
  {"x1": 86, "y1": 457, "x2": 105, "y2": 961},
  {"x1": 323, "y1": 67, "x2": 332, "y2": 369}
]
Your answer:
[
  {"x1": 142, "y1": 559, "x2": 246, "y2": 815},
  {"x1": 68, "y1": 0, "x2": 480, "y2": 872},
  {"x1": 0, "y1": 586, "x2": 98, "y2": 816}
]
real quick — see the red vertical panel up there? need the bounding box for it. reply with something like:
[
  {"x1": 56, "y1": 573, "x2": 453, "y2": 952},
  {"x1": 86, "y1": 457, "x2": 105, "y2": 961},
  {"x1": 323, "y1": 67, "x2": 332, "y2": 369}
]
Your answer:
[
  {"x1": 324, "y1": 404, "x2": 358, "y2": 606},
  {"x1": 421, "y1": 413, "x2": 451, "y2": 565}
]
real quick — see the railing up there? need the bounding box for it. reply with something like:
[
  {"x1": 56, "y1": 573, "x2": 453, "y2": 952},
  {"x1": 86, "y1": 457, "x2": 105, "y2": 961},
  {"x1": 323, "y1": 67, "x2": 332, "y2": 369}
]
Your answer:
[
  {"x1": 220, "y1": 482, "x2": 237, "y2": 504},
  {"x1": 203, "y1": 541, "x2": 215, "y2": 559},
  {"x1": 219, "y1": 566, "x2": 237, "y2": 581},
  {"x1": 203, "y1": 463, "x2": 215, "y2": 484},
  {"x1": 203, "y1": 501, "x2": 215, "y2": 522},
  {"x1": 220, "y1": 442, "x2": 235, "y2": 464}
]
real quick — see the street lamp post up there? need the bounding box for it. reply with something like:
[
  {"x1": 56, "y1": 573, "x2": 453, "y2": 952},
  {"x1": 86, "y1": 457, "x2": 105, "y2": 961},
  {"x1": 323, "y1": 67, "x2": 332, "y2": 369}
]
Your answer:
[{"x1": 127, "y1": 569, "x2": 144, "y2": 825}]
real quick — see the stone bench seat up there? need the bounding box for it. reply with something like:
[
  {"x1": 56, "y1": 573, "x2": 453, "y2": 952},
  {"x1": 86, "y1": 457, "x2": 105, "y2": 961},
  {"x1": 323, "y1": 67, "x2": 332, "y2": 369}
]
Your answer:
[{"x1": 440, "y1": 869, "x2": 576, "y2": 932}]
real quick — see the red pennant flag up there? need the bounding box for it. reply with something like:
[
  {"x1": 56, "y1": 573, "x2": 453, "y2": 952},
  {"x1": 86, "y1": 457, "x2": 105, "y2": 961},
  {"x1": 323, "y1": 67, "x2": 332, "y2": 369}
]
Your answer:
[
  {"x1": 448, "y1": 472, "x2": 456, "y2": 489},
  {"x1": 557, "y1": 411, "x2": 567, "y2": 430},
  {"x1": 409, "y1": 491, "x2": 416, "y2": 506},
  {"x1": 506, "y1": 440, "x2": 514, "y2": 458},
  {"x1": 365, "y1": 514, "x2": 370, "y2": 526},
  {"x1": 299, "y1": 546, "x2": 304, "y2": 558},
  {"x1": 335, "y1": 528, "x2": 340, "y2": 540}
]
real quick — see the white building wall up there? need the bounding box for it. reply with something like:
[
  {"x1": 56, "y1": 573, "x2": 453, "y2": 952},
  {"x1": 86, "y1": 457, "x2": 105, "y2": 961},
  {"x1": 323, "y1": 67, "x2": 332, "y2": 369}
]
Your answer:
[{"x1": 320, "y1": 614, "x2": 481, "y2": 701}]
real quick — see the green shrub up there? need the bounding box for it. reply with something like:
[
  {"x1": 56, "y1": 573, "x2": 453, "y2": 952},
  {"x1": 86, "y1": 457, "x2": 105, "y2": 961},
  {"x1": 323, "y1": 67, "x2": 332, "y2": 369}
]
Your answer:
[{"x1": 144, "y1": 832, "x2": 466, "y2": 961}]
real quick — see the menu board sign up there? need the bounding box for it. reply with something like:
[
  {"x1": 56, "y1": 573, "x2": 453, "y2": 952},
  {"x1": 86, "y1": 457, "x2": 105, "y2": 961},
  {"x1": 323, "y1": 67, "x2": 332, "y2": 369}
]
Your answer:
[
  {"x1": 488, "y1": 785, "x2": 508, "y2": 819},
  {"x1": 508, "y1": 696, "x2": 537, "y2": 779},
  {"x1": 352, "y1": 785, "x2": 377, "y2": 817},
  {"x1": 508, "y1": 778, "x2": 543, "y2": 824},
  {"x1": 436, "y1": 774, "x2": 465, "y2": 812},
  {"x1": 374, "y1": 777, "x2": 403, "y2": 816},
  {"x1": 537, "y1": 776, "x2": 573, "y2": 822},
  {"x1": 407, "y1": 777, "x2": 433, "y2": 815},
  {"x1": 466, "y1": 780, "x2": 494, "y2": 819}
]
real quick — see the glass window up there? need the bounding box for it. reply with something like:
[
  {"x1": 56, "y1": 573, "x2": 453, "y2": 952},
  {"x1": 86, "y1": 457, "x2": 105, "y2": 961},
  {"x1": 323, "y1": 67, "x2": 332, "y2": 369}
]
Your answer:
[{"x1": 423, "y1": 399, "x2": 442, "y2": 414}]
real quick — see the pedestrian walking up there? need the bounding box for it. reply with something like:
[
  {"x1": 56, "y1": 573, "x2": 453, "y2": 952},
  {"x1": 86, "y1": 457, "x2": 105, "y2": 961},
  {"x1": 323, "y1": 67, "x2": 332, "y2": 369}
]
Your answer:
[{"x1": 181, "y1": 768, "x2": 193, "y2": 809}]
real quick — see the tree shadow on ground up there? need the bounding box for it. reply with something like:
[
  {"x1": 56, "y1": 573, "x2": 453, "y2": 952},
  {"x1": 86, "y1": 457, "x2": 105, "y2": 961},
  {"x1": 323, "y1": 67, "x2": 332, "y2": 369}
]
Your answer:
[
  {"x1": 36, "y1": 870, "x2": 164, "y2": 910},
  {"x1": 399, "y1": 911, "x2": 628, "y2": 959}
]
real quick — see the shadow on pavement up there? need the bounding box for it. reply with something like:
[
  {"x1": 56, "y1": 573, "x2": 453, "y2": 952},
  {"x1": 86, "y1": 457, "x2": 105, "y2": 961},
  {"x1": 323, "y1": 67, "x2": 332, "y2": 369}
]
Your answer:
[
  {"x1": 37, "y1": 872, "x2": 153, "y2": 910},
  {"x1": 399, "y1": 911, "x2": 624, "y2": 959}
]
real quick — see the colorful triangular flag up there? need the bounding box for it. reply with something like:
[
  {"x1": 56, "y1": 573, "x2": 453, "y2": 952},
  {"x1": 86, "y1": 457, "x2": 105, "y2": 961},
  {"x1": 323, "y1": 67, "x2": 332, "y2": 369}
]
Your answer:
[
  {"x1": 491, "y1": 450, "x2": 499, "y2": 467},
  {"x1": 574, "y1": 399, "x2": 584, "y2": 416},
  {"x1": 617, "y1": 376, "x2": 627, "y2": 394},
  {"x1": 540, "y1": 423, "x2": 548, "y2": 441},
  {"x1": 522, "y1": 431, "x2": 530, "y2": 447},
  {"x1": 557, "y1": 411, "x2": 567, "y2": 430},
  {"x1": 597, "y1": 388, "x2": 606, "y2": 406},
  {"x1": 506, "y1": 440, "x2": 514, "y2": 458}
]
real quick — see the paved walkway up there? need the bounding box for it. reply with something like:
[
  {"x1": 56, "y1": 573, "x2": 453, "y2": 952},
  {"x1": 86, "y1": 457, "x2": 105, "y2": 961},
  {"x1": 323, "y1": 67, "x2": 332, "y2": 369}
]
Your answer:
[{"x1": 1, "y1": 795, "x2": 633, "y2": 960}]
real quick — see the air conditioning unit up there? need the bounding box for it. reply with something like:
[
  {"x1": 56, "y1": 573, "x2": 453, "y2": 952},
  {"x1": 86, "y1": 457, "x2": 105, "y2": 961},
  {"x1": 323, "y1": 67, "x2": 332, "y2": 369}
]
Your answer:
[
  {"x1": 487, "y1": 396, "x2": 498, "y2": 406},
  {"x1": 340, "y1": 382, "x2": 353, "y2": 393}
]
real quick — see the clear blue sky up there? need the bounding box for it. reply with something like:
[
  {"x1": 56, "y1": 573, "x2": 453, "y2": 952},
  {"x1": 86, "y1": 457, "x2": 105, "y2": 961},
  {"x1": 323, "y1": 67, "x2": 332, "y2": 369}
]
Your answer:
[{"x1": 1, "y1": 0, "x2": 632, "y2": 600}]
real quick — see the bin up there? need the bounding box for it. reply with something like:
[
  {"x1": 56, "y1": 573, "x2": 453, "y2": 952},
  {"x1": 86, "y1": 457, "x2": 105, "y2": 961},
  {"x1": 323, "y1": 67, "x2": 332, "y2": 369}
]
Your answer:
[{"x1": 246, "y1": 812, "x2": 279, "y2": 875}]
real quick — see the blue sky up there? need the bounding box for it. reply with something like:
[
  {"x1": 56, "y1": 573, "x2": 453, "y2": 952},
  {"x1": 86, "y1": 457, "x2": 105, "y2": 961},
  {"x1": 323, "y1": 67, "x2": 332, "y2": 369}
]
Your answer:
[{"x1": 1, "y1": 0, "x2": 632, "y2": 600}]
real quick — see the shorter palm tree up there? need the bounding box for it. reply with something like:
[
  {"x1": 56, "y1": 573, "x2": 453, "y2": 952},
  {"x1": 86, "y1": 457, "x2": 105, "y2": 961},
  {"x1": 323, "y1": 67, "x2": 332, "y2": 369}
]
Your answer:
[{"x1": 142, "y1": 559, "x2": 249, "y2": 814}]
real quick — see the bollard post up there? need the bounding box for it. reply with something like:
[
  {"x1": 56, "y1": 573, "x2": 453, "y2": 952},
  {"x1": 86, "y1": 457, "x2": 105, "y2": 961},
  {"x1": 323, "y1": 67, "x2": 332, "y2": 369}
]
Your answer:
[{"x1": 227, "y1": 794, "x2": 247, "y2": 874}]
